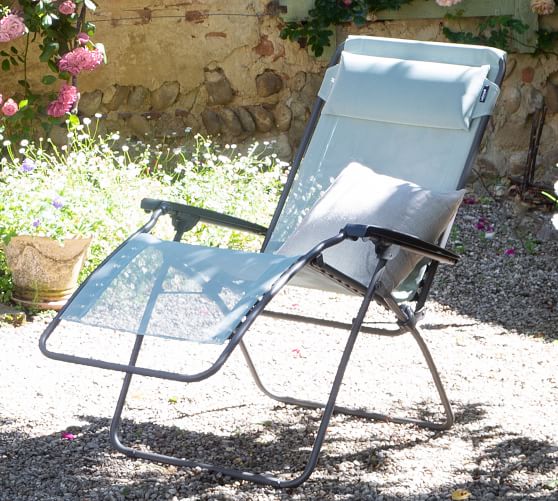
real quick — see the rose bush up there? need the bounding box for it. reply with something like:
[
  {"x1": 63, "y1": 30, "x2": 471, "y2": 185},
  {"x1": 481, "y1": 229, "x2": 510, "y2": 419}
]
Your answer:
[{"x1": 0, "y1": 0, "x2": 105, "y2": 139}]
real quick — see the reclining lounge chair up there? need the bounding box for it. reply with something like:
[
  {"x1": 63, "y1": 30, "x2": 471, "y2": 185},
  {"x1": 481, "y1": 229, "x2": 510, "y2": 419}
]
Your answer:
[{"x1": 40, "y1": 36, "x2": 506, "y2": 488}]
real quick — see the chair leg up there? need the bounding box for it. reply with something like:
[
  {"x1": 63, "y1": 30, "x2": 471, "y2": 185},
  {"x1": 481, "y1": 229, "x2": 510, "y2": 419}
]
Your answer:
[
  {"x1": 107, "y1": 273, "x2": 379, "y2": 488},
  {"x1": 240, "y1": 311, "x2": 454, "y2": 431}
]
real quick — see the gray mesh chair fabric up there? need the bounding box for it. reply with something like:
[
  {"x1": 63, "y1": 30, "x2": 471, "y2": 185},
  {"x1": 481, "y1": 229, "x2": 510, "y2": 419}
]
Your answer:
[
  {"x1": 40, "y1": 36, "x2": 506, "y2": 488},
  {"x1": 61, "y1": 233, "x2": 300, "y2": 344}
]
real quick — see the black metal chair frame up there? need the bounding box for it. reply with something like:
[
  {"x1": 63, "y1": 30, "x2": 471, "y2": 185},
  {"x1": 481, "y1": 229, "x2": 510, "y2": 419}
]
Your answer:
[{"x1": 40, "y1": 41, "x2": 506, "y2": 488}]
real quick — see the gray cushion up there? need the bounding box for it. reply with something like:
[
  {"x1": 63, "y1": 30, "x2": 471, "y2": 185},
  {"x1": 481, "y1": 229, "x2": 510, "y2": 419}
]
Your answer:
[
  {"x1": 319, "y1": 51, "x2": 493, "y2": 130},
  {"x1": 277, "y1": 162, "x2": 464, "y2": 293}
]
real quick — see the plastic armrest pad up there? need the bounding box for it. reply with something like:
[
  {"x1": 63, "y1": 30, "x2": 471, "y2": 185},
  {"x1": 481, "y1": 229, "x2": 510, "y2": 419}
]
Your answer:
[
  {"x1": 342, "y1": 224, "x2": 459, "y2": 265},
  {"x1": 140, "y1": 198, "x2": 268, "y2": 235}
]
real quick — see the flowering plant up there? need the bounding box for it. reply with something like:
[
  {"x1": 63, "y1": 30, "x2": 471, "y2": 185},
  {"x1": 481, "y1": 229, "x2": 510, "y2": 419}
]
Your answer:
[
  {"x1": 531, "y1": 0, "x2": 555, "y2": 16},
  {"x1": 0, "y1": 118, "x2": 164, "y2": 249},
  {"x1": 0, "y1": 0, "x2": 105, "y2": 138},
  {"x1": 0, "y1": 118, "x2": 287, "y2": 300}
]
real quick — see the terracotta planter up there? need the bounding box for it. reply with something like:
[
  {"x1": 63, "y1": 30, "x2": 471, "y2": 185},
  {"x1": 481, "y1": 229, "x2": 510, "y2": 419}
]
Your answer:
[{"x1": 4, "y1": 236, "x2": 91, "y2": 311}]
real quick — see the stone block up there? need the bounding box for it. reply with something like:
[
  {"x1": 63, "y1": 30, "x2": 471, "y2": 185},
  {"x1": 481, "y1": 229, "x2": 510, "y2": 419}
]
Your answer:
[
  {"x1": 105, "y1": 85, "x2": 130, "y2": 111},
  {"x1": 522, "y1": 67, "x2": 535, "y2": 84},
  {"x1": 49, "y1": 125, "x2": 69, "y2": 147},
  {"x1": 273, "y1": 103, "x2": 292, "y2": 131},
  {"x1": 288, "y1": 117, "x2": 307, "y2": 150},
  {"x1": 289, "y1": 99, "x2": 309, "y2": 122},
  {"x1": 503, "y1": 57, "x2": 517, "y2": 81},
  {"x1": 301, "y1": 73, "x2": 322, "y2": 100},
  {"x1": 501, "y1": 85, "x2": 521, "y2": 114},
  {"x1": 204, "y1": 68, "x2": 234, "y2": 105},
  {"x1": 253, "y1": 35, "x2": 274, "y2": 57},
  {"x1": 519, "y1": 86, "x2": 544, "y2": 117},
  {"x1": 256, "y1": 70, "x2": 283, "y2": 97},
  {"x1": 247, "y1": 106, "x2": 274, "y2": 132},
  {"x1": 509, "y1": 151, "x2": 528, "y2": 177},
  {"x1": 202, "y1": 109, "x2": 222, "y2": 135},
  {"x1": 128, "y1": 85, "x2": 151, "y2": 111},
  {"x1": 151, "y1": 81, "x2": 180, "y2": 111},
  {"x1": 219, "y1": 108, "x2": 243, "y2": 136},
  {"x1": 235, "y1": 107, "x2": 256, "y2": 133},
  {"x1": 548, "y1": 70, "x2": 558, "y2": 86},
  {"x1": 544, "y1": 82, "x2": 558, "y2": 112},
  {"x1": 129, "y1": 114, "x2": 151, "y2": 138},
  {"x1": 153, "y1": 116, "x2": 188, "y2": 138},
  {"x1": 272, "y1": 133, "x2": 292, "y2": 160},
  {"x1": 176, "y1": 88, "x2": 198, "y2": 112},
  {"x1": 290, "y1": 71, "x2": 306, "y2": 92},
  {"x1": 78, "y1": 90, "x2": 103, "y2": 116}
]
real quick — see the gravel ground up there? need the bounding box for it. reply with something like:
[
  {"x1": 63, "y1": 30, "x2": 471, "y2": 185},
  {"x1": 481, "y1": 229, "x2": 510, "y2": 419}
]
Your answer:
[{"x1": 0, "y1": 199, "x2": 557, "y2": 501}]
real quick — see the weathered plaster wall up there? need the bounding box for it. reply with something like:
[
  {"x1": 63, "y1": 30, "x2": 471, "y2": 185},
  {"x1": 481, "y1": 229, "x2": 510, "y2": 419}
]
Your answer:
[
  {"x1": 69, "y1": 0, "x2": 326, "y2": 159},
  {"x1": 1, "y1": 1, "x2": 558, "y2": 185}
]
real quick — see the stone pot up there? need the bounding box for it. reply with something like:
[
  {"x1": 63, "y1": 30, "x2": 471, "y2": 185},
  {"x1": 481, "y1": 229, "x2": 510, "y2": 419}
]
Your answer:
[{"x1": 4, "y1": 235, "x2": 91, "y2": 311}]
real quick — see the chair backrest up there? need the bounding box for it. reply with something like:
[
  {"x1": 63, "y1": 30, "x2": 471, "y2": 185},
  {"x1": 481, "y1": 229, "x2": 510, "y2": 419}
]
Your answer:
[{"x1": 263, "y1": 36, "x2": 506, "y2": 256}]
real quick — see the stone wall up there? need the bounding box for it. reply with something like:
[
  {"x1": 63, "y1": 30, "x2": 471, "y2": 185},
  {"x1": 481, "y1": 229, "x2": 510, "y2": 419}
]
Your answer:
[
  {"x1": 35, "y1": 0, "x2": 327, "y2": 160},
  {"x1": 1, "y1": 1, "x2": 558, "y2": 185}
]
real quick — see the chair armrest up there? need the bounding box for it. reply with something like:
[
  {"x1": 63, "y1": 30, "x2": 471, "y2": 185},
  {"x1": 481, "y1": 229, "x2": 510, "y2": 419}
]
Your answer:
[
  {"x1": 342, "y1": 224, "x2": 459, "y2": 265},
  {"x1": 141, "y1": 198, "x2": 268, "y2": 236}
]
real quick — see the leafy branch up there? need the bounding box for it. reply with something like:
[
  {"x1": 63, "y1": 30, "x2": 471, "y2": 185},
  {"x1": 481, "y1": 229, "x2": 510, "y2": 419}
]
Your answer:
[
  {"x1": 442, "y1": 13, "x2": 528, "y2": 52},
  {"x1": 280, "y1": 0, "x2": 412, "y2": 57}
]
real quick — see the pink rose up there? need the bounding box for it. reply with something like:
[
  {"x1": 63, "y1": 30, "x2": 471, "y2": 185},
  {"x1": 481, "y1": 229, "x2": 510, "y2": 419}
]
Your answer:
[
  {"x1": 47, "y1": 100, "x2": 67, "y2": 118},
  {"x1": 0, "y1": 94, "x2": 3, "y2": 106},
  {"x1": 47, "y1": 83, "x2": 79, "y2": 117},
  {"x1": 0, "y1": 32, "x2": 11, "y2": 43},
  {"x1": 76, "y1": 32, "x2": 90, "y2": 45},
  {"x1": 59, "y1": 47, "x2": 103, "y2": 75},
  {"x1": 58, "y1": 1, "x2": 76, "y2": 16},
  {"x1": 1, "y1": 98, "x2": 18, "y2": 116},
  {"x1": 58, "y1": 55, "x2": 81, "y2": 76},
  {"x1": 58, "y1": 83, "x2": 79, "y2": 107},
  {"x1": 531, "y1": 0, "x2": 556, "y2": 15},
  {"x1": 0, "y1": 14, "x2": 27, "y2": 42},
  {"x1": 82, "y1": 49, "x2": 103, "y2": 71}
]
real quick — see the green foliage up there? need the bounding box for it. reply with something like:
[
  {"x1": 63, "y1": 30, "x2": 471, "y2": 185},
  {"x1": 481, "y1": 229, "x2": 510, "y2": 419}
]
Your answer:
[
  {"x1": 0, "y1": 251, "x2": 12, "y2": 303},
  {"x1": 280, "y1": 0, "x2": 412, "y2": 57},
  {"x1": 280, "y1": 1, "x2": 558, "y2": 56},
  {"x1": 0, "y1": 120, "x2": 287, "y2": 299},
  {"x1": 442, "y1": 14, "x2": 528, "y2": 52},
  {"x1": 450, "y1": 225, "x2": 465, "y2": 254},
  {"x1": 521, "y1": 235, "x2": 540, "y2": 255},
  {"x1": 535, "y1": 29, "x2": 558, "y2": 56}
]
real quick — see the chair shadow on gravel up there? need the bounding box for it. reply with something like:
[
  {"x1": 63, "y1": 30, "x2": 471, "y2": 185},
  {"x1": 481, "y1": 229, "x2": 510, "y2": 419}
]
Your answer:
[
  {"x1": 456, "y1": 436, "x2": 558, "y2": 500},
  {"x1": 1, "y1": 413, "x2": 556, "y2": 500},
  {"x1": 452, "y1": 402, "x2": 487, "y2": 425}
]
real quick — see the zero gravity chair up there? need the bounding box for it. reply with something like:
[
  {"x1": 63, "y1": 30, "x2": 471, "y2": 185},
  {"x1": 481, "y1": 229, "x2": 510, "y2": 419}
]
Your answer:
[{"x1": 40, "y1": 36, "x2": 506, "y2": 488}]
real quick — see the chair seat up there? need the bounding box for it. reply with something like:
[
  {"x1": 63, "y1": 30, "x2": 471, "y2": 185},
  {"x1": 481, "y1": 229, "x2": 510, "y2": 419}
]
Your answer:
[{"x1": 61, "y1": 233, "x2": 300, "y2": 344}]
